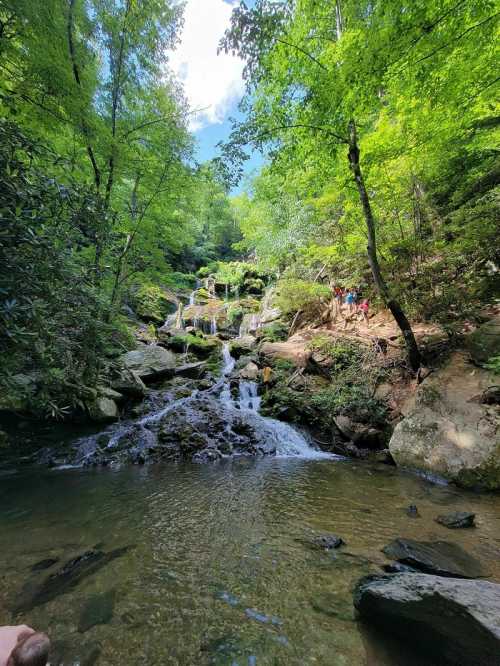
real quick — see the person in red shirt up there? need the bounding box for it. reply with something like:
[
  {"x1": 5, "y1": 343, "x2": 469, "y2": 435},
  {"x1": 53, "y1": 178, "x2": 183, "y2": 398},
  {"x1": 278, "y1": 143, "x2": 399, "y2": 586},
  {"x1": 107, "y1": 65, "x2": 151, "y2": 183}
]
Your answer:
[{"x1": 358, "y1": 298, "x2": 370, "y2": 327}]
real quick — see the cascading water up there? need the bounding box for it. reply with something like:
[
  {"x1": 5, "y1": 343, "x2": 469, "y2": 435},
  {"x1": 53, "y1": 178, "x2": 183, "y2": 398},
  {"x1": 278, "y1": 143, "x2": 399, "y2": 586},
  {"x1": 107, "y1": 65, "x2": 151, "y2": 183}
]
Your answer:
[
  {"x1": 189, "y1": 291, "x2": 196, "y2": 306},
  {"x1": 218, "y1": 345, "x2": 331, "y2": 459},
  {"x1": 66, "y1": 337, "x2": 333, "y2": 468},
  {"x1": 239, "y1": 381, "x2": 261, "y2": 412},
  {"x1": 219, "y1": 342, "x2": 235, "y2": 404},
  {"x1": 210, "y1": 317, "x2": 217, "y2": 335}
]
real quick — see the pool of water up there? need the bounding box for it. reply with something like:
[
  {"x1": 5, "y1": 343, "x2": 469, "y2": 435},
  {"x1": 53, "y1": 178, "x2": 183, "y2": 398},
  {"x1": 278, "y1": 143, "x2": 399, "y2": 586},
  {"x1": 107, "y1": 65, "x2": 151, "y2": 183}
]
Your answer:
[{"x1": 1, "y1": 459, "x2": 499, "y2": 665}]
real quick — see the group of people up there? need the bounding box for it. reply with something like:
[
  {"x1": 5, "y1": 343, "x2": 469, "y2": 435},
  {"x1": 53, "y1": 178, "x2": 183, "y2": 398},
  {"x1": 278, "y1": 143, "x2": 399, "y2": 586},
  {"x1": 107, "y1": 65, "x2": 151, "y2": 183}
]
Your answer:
[{"x1": 331, "y1": 285, "x2": 370, "y2": 328}]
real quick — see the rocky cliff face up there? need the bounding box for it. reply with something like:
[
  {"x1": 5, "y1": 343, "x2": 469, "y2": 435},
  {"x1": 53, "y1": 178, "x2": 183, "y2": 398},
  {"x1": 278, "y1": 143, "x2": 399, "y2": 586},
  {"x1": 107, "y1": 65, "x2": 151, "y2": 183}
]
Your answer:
[{"x1": 389, "y1": 351, "x2": 500, "y2": 490}]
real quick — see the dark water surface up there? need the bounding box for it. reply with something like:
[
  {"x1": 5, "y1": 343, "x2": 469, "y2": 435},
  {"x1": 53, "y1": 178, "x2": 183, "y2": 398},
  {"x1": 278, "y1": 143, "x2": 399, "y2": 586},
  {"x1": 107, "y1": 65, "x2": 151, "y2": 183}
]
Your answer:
[{"x1": 1, "y1": 459, "x2": 499, "y2": 665}]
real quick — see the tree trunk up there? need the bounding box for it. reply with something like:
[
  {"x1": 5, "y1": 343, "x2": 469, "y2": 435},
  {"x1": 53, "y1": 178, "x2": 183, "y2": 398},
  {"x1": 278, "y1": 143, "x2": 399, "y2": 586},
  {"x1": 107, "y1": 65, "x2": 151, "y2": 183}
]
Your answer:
[{"x1": 347, "y1": 120, "x2": 421, "y2": 371}]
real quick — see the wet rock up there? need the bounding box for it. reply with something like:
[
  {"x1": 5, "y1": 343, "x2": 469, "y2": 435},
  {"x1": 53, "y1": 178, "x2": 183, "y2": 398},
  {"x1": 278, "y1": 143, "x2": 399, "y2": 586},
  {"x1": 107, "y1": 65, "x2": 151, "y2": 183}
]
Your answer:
[
  {"x1": 175, "y1": 361, "x2": 206, "y2": 379},
  {"x1": 436, "y1": 511, "x2": 476, "y2": 529},
  {"x1": 239, "y1": 361, "x2": 260, "y2": 380},
  {"x1": 381, "y1": 562, "x2": 419, "y2": 574},
  {"x1": 382, "y1": 538, "x2": 486, "y2": 578},
  {"x1": 78, "y1": 589, "x2": 116, "y2": 632},
  {"x1": 353, "y1": 573, "x2": 500, "y2": 666},
  {"x1": 13, "y1": 546, "x2": 131, "y2": 614},
  {"x1": 405, "y1": 504, "x2": 419, "y2": 518},
  {"x1": 389, "y1": 352, "x2": 500, "y2": 490},
  {"x1": 306, "y1": 534, "x2": 345, "y2": 550},
  {"x1": 120, "y1": 346, "x2": 176, "y2": 382},
  {"x1": 30, "y1": 557, "x2": 59, "y2": 572}
]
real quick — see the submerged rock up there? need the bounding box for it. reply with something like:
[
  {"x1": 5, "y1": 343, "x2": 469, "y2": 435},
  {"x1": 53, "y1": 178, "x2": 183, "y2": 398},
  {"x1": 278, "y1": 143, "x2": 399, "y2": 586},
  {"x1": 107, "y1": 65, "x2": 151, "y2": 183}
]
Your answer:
[
  {"x1": 436, "y1": 511, "x2": 476, "y2": 529},
  {"x1": 354, "y1": 573, "x2": 500, "y2": 666},
  {"x1": 306, "y1": 534, "x2": 345, "y2": 550},
  {"x1": 30, "y1": 557, "x2": 59, "y2": 572},
  {"x1": 13, "y1": 546, "x2": 130, "y2": 614},
  {"x1": 388, "y1": 352, "x2": 500, "y2": 490},
  {"x1": 382, "y1": 538, "x2": 486, "y2": 578},
  {"x1": 78, "y1": 589, "x2": 116, "y2": 632}
]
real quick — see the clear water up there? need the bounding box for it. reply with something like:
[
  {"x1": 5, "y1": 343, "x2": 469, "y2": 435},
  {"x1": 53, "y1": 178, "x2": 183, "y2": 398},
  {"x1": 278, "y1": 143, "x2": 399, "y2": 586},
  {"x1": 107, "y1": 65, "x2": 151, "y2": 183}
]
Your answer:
[{"x1": 1, "y1": 459, "x2": 499, "y2": 665}]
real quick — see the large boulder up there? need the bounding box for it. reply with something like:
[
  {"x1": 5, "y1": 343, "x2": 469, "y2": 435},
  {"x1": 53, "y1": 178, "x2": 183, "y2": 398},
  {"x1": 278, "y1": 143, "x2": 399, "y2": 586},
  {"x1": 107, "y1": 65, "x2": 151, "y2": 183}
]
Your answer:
[
  {"x1": 354, "y1": 573, "x2": 500, "y2": 666},
  {"x1": 260, "y1": 335, "x2": 311, "y2": 368},
  {"x1": 239, "y1": 362, "x2": 260, "y2": 380},
  {"x1": 86, "y1": 396, "x2": 119, "y2": 422},
  {"x1": 382, "y1": 538, "x2": 486, "y2": 578},
  {"x1": 110, "y1": 367, "x2": 147, "y2": 398},
  {"x1": 229, "y1": 335, "x2": 257, "y2": 359},
  {"x1": 466, "y1": 313, "x2": 500, "y2": 365},
  {"x1": 334, "y1": 415, "x2": 385, "y2": 449},
  {"x1": 120, "y1": 346, "x2": 176, "y2": 382},
  {"x1": 388, "y1": 352, "x2": 500, "y2": 490}
]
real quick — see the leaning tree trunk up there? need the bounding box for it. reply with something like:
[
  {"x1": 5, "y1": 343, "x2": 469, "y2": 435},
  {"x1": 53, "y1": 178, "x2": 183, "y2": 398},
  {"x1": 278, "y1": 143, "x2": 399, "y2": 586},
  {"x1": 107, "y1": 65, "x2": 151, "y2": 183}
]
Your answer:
[{"x1": 347, "y1": 120, "x2": 421, "y2": 371}]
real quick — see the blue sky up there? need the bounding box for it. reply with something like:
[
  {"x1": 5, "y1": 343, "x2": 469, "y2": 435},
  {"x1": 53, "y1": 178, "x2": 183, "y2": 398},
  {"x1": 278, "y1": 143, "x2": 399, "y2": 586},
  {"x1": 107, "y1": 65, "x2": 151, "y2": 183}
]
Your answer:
[{"x1": 169, "y1": 0, "x2": 263, "y2": 189}]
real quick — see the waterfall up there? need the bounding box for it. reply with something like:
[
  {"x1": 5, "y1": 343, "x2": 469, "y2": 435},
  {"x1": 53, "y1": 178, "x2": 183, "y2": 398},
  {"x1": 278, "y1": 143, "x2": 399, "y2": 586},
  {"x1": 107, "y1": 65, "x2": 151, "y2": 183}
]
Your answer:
[
  {"x1": 225, "y1": 284, "x2": 229, "y2": 301},
  {"x1": 220, "y1": 342, "x2": 235, "y2": 404},
  {"x1": 210, "y1": 317, "x2": 217, "y2": 335},
  {"x1": 189, "y1": 291, "x2": 196, "y2": 306},
  {"x1": 192, "y1": 316, "x2": 199, "y2": 330},
  {"x1": 239, "y1": 381, "x2": 261, "y2": 412},
  {"x1": 239, "y1": 312, "x2": 260, "y2": 337},
  {"x1": 217, "y1": 346, "x2": 331, "y2": 459},
  {"x1": 175, "y1": 302, "x2": 184, "y2": 330}
]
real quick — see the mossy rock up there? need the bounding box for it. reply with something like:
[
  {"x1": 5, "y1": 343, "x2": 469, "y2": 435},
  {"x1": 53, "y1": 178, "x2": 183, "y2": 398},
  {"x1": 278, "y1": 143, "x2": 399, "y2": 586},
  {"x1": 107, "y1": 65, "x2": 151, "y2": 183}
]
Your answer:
[
  {"x1": 465, "y1": 314, "x2": 500, "y2": 365},
  {"x1": 167, "y1": 334, "x2": 221, "y2": 358}
]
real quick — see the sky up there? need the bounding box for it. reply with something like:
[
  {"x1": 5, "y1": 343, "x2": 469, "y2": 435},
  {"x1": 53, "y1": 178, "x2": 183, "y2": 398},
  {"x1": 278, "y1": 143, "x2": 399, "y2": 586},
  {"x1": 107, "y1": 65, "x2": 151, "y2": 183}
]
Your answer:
[{"x1": 169, "y1": 0, "x2": 263, "y2": 186}]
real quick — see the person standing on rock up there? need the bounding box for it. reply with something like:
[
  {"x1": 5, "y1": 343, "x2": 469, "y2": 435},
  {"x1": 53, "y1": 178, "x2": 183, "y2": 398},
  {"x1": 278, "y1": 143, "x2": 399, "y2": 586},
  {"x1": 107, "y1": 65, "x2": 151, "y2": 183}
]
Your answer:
[{"x1": 330, "y1": 284, "x2": 343, "y2": 323}]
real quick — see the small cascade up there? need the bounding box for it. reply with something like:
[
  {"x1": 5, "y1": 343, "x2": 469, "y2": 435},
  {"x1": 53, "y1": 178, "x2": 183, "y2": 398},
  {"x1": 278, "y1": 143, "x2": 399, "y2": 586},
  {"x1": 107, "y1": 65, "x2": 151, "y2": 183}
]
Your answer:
[
  {"x1": 225, "y1": 284, "x2": 229, "y2": 301},
  {"x1": 220, "y1": 342, "x2": 235, "y2": 404},
  {"x1": 192, "y1": 315, "x2": 199, "y2": 330},
  {"x1": 175, "y1": 302, "x2": 184, "y2": 330},
  {"x1": 239, "y1": 381, "x2": 261, "y2": 412},
  {"x1": 210, "y1": 317, "x2": 217, "y2": 335},
  {"x1": 189, "y1": 290, "x2": 196, "y2": 306},
  {"x1": 239, "y1": 313, "x2": 260, "y2": 337}
]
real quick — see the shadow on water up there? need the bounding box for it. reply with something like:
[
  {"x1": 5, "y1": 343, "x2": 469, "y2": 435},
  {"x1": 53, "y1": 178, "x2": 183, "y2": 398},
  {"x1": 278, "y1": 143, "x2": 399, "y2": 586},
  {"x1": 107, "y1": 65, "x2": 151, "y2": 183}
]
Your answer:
[{"x1": 0, "y1": 459, "x2": 499, "y2": 664}]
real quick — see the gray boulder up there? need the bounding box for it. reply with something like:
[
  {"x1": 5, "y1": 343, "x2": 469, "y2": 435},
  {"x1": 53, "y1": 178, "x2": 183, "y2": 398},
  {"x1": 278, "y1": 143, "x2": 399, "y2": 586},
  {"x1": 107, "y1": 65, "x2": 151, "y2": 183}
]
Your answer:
[
  {"x1": 86, "y1": 396, "x2": 119, "y2": 422},
  {"x1": 382, "y1": 538, "x2": 486, "y2": 578},
  {"x1": 354, "y1": 573, "x2": 500, "y2": 665},
  {"x1": 389, "y1": 352, "x2": 500, "y2": 490},
  {"x1": 436, "y1": 511, "x2": 476, "y2": 529},
  {"x1": 120, "y1": 346, "x2": 176, "y2": 382},
  {"x1": 239, "y1": 361, "x2": 260, "y2": 380},
  {"x1": 110, "y1": 367, "x2": 147, "y2": 398}
]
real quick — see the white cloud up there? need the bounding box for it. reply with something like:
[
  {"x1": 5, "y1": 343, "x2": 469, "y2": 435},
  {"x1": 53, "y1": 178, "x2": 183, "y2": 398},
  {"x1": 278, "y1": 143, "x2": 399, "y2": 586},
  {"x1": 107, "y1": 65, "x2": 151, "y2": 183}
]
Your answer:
[{"x1": 170, "y1": 0, "x2": 244, "y2": 131}]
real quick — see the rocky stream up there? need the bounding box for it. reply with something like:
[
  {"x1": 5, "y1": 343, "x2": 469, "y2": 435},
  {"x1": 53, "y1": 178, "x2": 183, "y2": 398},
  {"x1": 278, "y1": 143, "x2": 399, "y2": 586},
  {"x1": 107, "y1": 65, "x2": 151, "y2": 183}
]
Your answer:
[{"x1": 1, "y1": 287, "x2": 499, "y2": 665}]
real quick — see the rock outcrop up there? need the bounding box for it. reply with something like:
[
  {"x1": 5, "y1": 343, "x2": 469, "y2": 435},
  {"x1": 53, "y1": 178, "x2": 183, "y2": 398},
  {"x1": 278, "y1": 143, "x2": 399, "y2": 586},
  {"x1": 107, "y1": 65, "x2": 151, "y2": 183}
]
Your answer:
[
  {"x1": 354, "y1": 573, "x2": 500, "y2": 666},
  {"x1": 120, "y1": 345, "x2": 176, "y2": 382},
  {"x1": 389, "y1": 352, "x2": 500, "y2": 490}
]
